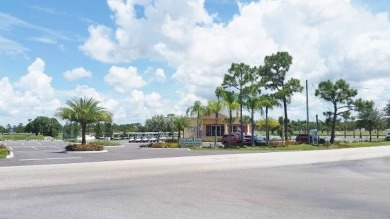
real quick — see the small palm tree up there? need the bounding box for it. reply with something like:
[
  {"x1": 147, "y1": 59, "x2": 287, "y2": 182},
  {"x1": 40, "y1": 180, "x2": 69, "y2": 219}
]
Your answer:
[
  {"x1": 55, "y1": 97, "x2": 112, "y2": 145},
  {"x1": 186, "y1": 100, "x2": 206, "y2": 138},
  {"x1": 173, "y1": 115, "x2": 191, "y2": 140},
  {"x1": 222, "y1": 91, "x2": 239, "y2": 146},
  {"x1": 260, "y1": 95, "x2": 281, "y2": 146}
]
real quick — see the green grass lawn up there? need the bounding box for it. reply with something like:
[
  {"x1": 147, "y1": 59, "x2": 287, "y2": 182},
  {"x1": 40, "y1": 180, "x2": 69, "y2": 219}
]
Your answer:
[{"x1": 192, "y1": 141, "x2": 390, "y2": 151}]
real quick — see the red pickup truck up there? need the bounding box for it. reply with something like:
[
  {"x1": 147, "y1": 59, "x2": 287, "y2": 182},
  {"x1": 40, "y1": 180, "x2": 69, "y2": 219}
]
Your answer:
[{"x1": 295, "y1": 134, "x2": 325, "y2": 144}]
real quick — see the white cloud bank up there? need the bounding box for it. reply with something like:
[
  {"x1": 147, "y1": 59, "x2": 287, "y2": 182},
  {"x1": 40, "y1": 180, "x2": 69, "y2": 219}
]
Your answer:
[
  {"x1": 3, "y1": 0, "x2": 390, "y2": 126},
  {"x1": 0, "y1": 58, "x2": 61, "y2": 125},
  {"x1": 80, "y1": 0, "x2": 390, "y2": 121}
]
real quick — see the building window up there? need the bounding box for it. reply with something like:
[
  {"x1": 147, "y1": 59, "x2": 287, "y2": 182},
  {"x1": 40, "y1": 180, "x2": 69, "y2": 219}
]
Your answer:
[
  {"x1": 228, "y1": 125, "x2": 240, "y2": 133},
  {"x1": 206, "y1": 125, "x2": 225, "y2": 137}
]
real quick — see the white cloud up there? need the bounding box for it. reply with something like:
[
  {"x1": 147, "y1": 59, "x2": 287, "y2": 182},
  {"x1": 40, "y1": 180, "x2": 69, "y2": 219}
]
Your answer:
[
  {"x1": 63, "y1": 67, "x2": 92, "y2": 81},
  {"x1": 73, "y1": 85, "x2": 103, "y2": 101},
  {"x1": 104, "y1": 66, "x2": 147, "y2": 93},
  {"x1": 154, "y1": 68, "x2": 167, "y2": 81},
  {"x1": 127, "y1": 89, "x2": 168, "y2": 121},
  {"x1": 80, "y1": 0, "x2": 390, "y2": 121},
  {"x1": 0, "y1": 58, "x2": 61, "y2": 125},
  {"x1": 17, "y1": 58, "x2": 54, "y2": 98}
]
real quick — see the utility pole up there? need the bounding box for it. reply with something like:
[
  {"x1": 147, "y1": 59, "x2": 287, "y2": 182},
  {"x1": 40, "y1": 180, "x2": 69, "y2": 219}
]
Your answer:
[{"x1": 306, "y1": 80, "x2": 309, "y2": 143}]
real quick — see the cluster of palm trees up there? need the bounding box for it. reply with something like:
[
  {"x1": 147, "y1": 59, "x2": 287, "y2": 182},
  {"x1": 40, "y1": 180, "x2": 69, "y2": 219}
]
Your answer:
[{"x1": 187, "y1": 51, "x2": 303, "y2": 146}]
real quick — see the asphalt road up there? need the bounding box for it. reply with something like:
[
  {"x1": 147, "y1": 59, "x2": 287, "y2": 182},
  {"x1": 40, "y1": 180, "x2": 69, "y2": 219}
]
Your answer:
[
  {"x1": 0, "y1": 140, "x2": 254, "y2": 167},
  {"x1": 1, "y1": 148, "x2": 390, "y2": 218}
]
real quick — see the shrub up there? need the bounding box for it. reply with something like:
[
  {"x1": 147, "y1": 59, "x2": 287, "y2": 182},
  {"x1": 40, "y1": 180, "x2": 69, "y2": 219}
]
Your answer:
[
  {"x1": 90, "y1": 140, "x2": 120, "y2": 146},
  {"x1": 164, "y1": 139, "x2": 179, "y2": 143},
  {"x1": 201, "y1": 137, "x2": 221, "y2": 142},
  {"x1": 65, "y1": 143, "x2": 104, "y2": 151},
  {"x1": 0, "y1": 144, "x2": 10, "y2": 158},
  {"x1": 140, "y1": 142, "x2": 179, "y2": 148}
]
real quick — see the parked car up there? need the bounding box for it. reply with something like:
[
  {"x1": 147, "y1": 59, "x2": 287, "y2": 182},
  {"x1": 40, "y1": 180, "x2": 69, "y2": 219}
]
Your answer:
[
  {"x1": 295, "y1": 134, "x2": 325, "y2": 144},
  {"x1": 221, "y1": 133, "x2": 241, "y2": 146},
  {"x1": 385, "y1": 135, "x2": 390, "y2": 141},
  {"x1": 243, "y1": 135, "x2": 266, "y2": 146}
]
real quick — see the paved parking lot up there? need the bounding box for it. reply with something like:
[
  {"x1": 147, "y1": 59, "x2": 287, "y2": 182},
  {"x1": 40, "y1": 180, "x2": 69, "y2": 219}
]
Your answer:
[{"x1": 0, "y1": 140, "x2": 253, "y2": 167}]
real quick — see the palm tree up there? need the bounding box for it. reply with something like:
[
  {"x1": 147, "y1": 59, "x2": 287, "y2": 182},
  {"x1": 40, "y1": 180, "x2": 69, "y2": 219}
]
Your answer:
[
  {"x1": 204, "y1": 87, "x2": 225, "y2": 147},
  {"x1": 222, "y1": 91, "x2": 239, "y2": 146},
  {"x1": 55, "y1": 97, "x2": 112, "y2": 145},
  {"x1": 260, "y1": 95, "x2": 281, "y2": 146},
  {"x1": 173, "y1": 115, "x2": 191, "y2": 140},
  {"x1": 186, "y1": 100, "x2": 205, "y2": 138},
  {"x1": 243, "y1": 85, "x2": 264, "y2": 146}
]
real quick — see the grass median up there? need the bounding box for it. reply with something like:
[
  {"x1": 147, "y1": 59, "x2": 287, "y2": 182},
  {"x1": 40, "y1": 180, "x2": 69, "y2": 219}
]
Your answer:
[{"x1": 190, "y1": 141, "x2": 390, "y2": 151}]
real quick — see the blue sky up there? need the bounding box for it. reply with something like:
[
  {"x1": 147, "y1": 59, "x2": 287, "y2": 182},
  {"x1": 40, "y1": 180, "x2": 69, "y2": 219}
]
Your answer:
[{"x1": 1, "y1": 0, "x2": 390, "y2": 126}]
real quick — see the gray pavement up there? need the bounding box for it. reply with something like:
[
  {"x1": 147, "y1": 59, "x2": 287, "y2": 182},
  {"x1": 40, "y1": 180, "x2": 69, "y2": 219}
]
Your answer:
[
  {"x1": 0, "y1": 146, "x2": 390, "y2": 218},
  {"x1": 0, "y1": 140, "x2": 259, "y2": 167}
]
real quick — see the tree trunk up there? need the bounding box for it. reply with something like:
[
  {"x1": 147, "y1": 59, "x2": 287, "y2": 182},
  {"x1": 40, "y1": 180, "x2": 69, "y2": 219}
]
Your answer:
[
  {"x1": 331, "y1": 104, "x2": 337, "y2": 144},
  {"x1": 265, "y1": 107, "x2": 269, "y2": 146},
  {"x1": 229, "y1": 110, "x2": 232, "y2": 146},
  {"x1": 214, "y1": 113, "x2": 218, "y2": 148},
  {"x1": 240, "y1": 100, "x2": 243, "y2": 146},
  {"x1": 196, "y1": 112, "x2": 200, "y2": 139},
  {"x1": 251, "y1": 109, "x2": 255, "y2": 146},
  {"x1": 81, "y1": 123, "x2": 87, "y2": 145},
  {"x1": 283, "y1": 97, "x2": 288, "y2": 141}
]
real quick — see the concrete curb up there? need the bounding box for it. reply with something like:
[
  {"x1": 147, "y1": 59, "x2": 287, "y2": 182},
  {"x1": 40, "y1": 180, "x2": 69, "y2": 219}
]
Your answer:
[
  {"x1": 138, "y1": 147, "x2": 192, "y2": 151},
  {"x1": 104, "y1": 145, "x2": 125, "y2": 148},
  {"x1": 6, "y1": 151, "x2": 14, "y2": 159}
]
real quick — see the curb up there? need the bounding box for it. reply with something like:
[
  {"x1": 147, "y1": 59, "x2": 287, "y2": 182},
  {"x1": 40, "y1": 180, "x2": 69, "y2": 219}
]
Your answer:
[
  {"x1": 104, "y1": 145, "x2": 125, "y2": 148},
  {"x1": 6, "y1": 151, "x2": 14, "y2": 159},
  {"x1": 138, "y1": 147, "x2": 192, "y2": 151}
]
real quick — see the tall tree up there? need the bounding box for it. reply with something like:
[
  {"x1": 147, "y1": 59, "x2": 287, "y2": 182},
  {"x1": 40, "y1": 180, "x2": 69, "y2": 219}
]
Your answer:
[
  {"x1": 260, "y1": 52, "x2": 303, "y2": 141},
  {"x1": 315, "y1": 79, "x2": 358, "y2": 144},
  {"x1": 25, "y1": 116, "x2": 62, "y2": 137},
  {"x1": 222, "y1": 90, "x2": 239, "y2": 146},
  {"x1": 0, "y1": 125, "x2": 7, "y2": 133},
  {"x1": 384, "y1": 101, "x2": 390, "y2": 128},
  {"x1": 222, "y1": 63, "x2": 252, "y2": 145},
  {"x1": 186, "y1": 101, "x2": 205, "y2": 138},
  {"x1": 145, "y1": 115, "x2": 166, "y2": 141},
  {"x1": 55, "y1": 97, "x2": 112, "y2": 145},
  {"x1": 94, "y1": 122, "x2": 103, "y2": 139},
  {"x1": 355, "y1": 99, "x2": 382, "y2": 142},
  {"x1": 173, "y1": 115, "x2": 191, "y2": 140}
]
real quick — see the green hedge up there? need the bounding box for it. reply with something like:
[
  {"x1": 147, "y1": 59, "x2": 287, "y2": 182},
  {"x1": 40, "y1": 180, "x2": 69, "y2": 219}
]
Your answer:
[
  {"x1": 1, "y1": 133, "x2": 44, "y2": 140},
  {"x1": 164, "y1": 139, "x2": 179, "y2": 143},
  {"x1": 65, "y1": 143, "x2": 104, "y2": 151},
  {"x1": 90, "y1": 140, "x2": 120, "y2": 146},
  {"x1": 140, "y1": 142, "x2": 179, "y2": 148}
]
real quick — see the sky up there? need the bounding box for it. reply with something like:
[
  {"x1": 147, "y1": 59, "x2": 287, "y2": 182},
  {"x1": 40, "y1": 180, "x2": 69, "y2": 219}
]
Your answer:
[{"x1": 1, "y1": 0, "x2": 390, "y2": 127}]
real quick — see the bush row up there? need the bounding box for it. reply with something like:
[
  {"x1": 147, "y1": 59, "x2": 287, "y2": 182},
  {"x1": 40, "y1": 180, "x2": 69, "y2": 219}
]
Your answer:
[
  {"x1": 141, "y1": 142, "x2": 179, "y2": 148},
  {"x1": 65, "y1": 143, "x2": 104, "y2": 151}
]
